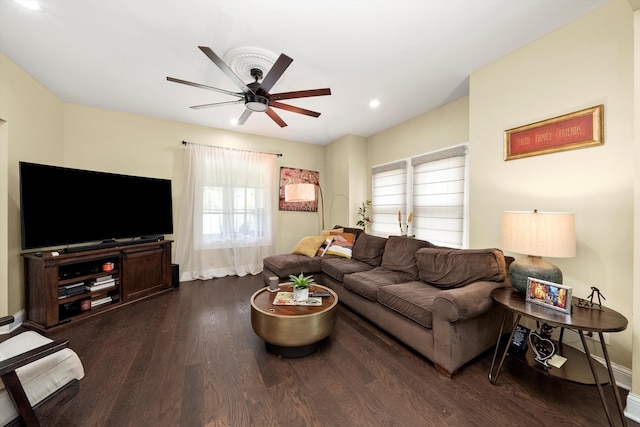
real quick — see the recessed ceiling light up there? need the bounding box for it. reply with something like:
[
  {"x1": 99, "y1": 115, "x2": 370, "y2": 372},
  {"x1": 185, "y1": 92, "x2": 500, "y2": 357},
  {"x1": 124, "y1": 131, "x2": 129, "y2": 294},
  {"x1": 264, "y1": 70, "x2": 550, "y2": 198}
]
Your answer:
[
  {"x1": 369, "y1": 99, "x2": 380, "y2": 108},
  {"x1": 14, "y1": 0, "x2": 42, "y2": 11},
  {"x1": 230, "y1": 118, "x2": 239, "y2": 125}
]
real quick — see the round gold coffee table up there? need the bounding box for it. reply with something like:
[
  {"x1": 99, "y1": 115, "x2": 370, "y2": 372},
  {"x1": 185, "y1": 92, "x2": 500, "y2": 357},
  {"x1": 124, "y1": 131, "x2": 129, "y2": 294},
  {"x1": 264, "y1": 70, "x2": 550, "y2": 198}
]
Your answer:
[{"x1": 250, "y1": 284, "x2": 338, "y2": 357}]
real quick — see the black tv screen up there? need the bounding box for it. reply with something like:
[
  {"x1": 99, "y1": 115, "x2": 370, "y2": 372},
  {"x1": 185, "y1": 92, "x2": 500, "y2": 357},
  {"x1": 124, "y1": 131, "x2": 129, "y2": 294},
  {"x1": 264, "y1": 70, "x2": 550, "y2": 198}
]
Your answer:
[{"x1": 20, "y1": 162, "x2": 173, "y2": 250}]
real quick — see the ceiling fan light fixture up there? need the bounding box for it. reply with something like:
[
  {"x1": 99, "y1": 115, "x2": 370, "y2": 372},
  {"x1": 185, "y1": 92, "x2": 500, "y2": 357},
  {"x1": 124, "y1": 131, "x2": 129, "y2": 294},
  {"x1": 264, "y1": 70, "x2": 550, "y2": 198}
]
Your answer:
[{"x1": 246, "y1": 94, "x2": 269, "y2": 112}]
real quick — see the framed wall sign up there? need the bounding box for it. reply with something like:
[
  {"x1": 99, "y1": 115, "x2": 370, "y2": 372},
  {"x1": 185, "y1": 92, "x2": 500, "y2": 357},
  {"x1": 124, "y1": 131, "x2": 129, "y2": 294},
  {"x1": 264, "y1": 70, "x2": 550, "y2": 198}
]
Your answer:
[
  {"x1": 279, "y1": 167, "x2": 319, "y2": 212},
  {"x1": 526, "y1": 277, "x2": 572, "y2": 314},
  {"x1": 504, "y1": 105, "x2": 603, "y2": 160}
]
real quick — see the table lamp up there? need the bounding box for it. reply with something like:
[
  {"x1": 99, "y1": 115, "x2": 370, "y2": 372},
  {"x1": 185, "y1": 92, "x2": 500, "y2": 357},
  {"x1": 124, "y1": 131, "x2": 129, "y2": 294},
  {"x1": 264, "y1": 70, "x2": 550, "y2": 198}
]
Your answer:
[
  {"x1": 285, "y1": 182, "x2": 324, "y2": 230},
  {"x1": 501, "y1": 210, "x2": 576, "y2": 292}
]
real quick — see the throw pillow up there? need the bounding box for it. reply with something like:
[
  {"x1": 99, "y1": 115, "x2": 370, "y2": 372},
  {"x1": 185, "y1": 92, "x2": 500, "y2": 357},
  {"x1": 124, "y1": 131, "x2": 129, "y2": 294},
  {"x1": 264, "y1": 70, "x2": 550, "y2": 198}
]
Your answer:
[
  {"x1": 316, "y1": 236, "x2": 334, "y2": 256},
  {"x1": 324, "y1": 233, "x2": 356, "y2": 259},
  {"x1": 291, "y1": 236, "x2": 327, "y2": 257},
  {"x1": 415, "y1": 247, "x2": 507, "y2": 288}
]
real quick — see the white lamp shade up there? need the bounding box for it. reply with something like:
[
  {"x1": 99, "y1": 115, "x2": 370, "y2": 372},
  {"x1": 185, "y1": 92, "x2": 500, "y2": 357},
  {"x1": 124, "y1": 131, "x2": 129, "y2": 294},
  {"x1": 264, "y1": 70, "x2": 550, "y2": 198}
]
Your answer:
[
  {"x1": 284, "y1": 183, "x2": 316, "y2": 202},
  {"x1": 501, "y1": 211, "x2": 576, "y2": 258}
]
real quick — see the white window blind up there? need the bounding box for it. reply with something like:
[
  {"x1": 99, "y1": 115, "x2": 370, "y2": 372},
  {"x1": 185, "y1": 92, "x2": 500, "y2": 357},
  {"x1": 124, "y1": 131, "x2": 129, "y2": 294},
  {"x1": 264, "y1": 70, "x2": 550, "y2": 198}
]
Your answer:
[
  {"x1": 371, "y1": 160, "x2": 407, "y2": 236},
  {"x1": 411, "y1": 146, "x2": 467, "y2": 248}
]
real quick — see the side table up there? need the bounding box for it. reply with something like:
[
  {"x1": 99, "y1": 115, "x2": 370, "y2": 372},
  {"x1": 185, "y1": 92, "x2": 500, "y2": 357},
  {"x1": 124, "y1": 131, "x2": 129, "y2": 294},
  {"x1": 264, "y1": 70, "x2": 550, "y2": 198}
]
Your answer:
[{"x1": 488, "y1": 287, "x2": 628, "y2": 427}]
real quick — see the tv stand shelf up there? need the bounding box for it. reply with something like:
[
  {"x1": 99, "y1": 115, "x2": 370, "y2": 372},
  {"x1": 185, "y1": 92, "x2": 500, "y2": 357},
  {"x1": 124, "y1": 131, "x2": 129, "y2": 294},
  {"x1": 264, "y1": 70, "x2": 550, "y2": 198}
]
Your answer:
[{"x1": 23, "y1": 240, "x2": 173, "y2": 333}]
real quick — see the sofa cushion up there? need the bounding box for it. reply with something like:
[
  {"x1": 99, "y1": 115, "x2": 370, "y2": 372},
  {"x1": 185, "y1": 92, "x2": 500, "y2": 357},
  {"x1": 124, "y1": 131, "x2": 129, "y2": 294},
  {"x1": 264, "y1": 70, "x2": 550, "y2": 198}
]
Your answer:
[
  {"x1": 342, "y1": 267, "x2": 415, "y2": 301},
  {"x1": 291, "y1": 236, "x2": 327, "y2": 257},
  {"x1": 377, "y1": 281, "x2": 441, "y2": 328},
  {"x1": 315, "y1": 236, "x2": 334, "y2": 256},
  {"x1": 263, "y1": 253, "x2": 321, "y2": 278},
  {"x1": 324, "y1": 233, "x2": 356, "y2": 258},
  {"x1": 321, "y1": 257, "x2": 374, "y2": 282},
  {"x1": 415, "y1": 247, "x2": 506, "y2": 289},
  {"x1": 351, "y1": 233, "x2": 388, "y2": 267},
  {"x1": 380, "y1": 236, "x2": 436, "y2": 280}
]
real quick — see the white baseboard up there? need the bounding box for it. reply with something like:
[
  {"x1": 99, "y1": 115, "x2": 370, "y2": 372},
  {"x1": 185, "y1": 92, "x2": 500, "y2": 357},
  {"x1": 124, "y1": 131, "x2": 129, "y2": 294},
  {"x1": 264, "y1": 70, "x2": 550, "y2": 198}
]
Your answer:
[
  {"x1": 626, "y1": 393, "x2": 640, "y2": 423},
  {"x1": 0, "y1": 309, "x2": 25, "y2": 334},
  {"x1": 590, "y1": 354, "x2": 632, "y2": 391}
]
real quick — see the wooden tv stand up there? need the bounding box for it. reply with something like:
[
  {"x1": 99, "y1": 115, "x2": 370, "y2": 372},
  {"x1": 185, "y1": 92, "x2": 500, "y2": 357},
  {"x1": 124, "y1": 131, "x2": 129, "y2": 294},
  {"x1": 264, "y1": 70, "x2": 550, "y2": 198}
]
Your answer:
[{"x1": 23, "y1": 240, "x2": 174, "y2": 333}]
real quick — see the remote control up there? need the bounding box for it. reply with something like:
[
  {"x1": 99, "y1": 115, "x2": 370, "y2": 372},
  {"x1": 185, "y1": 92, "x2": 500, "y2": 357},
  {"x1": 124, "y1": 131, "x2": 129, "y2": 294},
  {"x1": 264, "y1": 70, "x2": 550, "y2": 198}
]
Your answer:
[{"x1": 310, "y1": 291, "x2": 331, "y2": 297}]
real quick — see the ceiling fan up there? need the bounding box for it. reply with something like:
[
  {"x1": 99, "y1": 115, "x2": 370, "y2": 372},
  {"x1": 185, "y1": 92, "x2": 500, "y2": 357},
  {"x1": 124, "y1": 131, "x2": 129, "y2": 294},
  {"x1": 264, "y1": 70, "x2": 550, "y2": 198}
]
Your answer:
[{"x1": 167, "y1": 46, "x2": 331, "y2": 127}]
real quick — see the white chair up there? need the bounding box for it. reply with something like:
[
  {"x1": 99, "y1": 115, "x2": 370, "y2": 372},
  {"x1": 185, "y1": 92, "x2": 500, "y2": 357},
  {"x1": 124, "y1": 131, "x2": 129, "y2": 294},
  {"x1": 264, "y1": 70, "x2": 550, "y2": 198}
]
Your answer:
[{"x1": 0, "y1": 316, "x2": 84, "y2": 427}]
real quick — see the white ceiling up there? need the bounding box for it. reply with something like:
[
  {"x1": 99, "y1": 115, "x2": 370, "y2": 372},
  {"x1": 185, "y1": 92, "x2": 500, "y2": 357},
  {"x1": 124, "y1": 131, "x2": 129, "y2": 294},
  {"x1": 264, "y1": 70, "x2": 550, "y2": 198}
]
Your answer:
[{"x1": 0, "y1": 0, "x2": 609, "y2": 145}]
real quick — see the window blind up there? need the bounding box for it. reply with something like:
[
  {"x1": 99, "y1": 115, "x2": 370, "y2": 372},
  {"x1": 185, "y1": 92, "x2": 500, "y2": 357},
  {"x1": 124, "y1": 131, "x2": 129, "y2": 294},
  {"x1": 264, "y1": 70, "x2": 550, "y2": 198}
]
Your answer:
[
  {"x1": 371, "y1": 160, "x2": 407, "y2": 236},
  {"x1": 411, "y1": 146, "x2": 467, "y2": 248}
]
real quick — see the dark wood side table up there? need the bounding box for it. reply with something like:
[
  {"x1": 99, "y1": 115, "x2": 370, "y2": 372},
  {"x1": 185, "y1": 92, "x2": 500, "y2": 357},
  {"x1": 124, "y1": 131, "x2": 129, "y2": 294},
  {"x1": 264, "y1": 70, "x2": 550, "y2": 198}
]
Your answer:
[{"x1": 488, "y1": 287, "x2": 628, "y2": 427}]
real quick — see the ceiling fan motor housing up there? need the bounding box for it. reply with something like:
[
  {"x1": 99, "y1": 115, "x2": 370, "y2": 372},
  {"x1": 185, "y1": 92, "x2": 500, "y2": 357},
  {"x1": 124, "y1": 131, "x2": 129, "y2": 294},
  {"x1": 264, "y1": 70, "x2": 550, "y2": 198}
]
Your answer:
[{"x1": 245, "y1": 94, "x2": 269, "y2": 112}]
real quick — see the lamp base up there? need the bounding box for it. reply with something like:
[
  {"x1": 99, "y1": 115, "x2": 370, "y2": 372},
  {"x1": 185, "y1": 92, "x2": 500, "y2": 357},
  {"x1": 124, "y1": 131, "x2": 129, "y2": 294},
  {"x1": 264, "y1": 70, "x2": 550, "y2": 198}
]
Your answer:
[{"x1": 509, "y1": 256, "x2": 563, "y2": 293}]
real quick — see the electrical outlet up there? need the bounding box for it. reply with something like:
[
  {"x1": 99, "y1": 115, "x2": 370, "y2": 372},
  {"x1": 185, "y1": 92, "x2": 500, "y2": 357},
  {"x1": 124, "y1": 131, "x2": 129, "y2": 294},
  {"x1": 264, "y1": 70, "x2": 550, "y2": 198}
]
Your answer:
[{"x1": 585, "y1": 331, "x2": 610, "y2": 345}]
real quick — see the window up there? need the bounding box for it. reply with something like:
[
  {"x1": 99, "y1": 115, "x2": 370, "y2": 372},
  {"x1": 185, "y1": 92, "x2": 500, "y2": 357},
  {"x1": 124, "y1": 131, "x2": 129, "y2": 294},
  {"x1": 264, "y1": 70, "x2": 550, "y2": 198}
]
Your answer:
[
  {"x1": 196, "y1": 155, "x2": 271, "y2": 248},
  {"x1": 176, "y1": 143, "x2": 276, "y2": 279},
  {"x1": 202, "y1": 185, "x2": 266, "y2": 243},
  {"x1": 370, "y1": 160, "x2": 407, "y2": 236},
  {"x1": 371, "y1": 145, "x2": 468, "y2": 248}
]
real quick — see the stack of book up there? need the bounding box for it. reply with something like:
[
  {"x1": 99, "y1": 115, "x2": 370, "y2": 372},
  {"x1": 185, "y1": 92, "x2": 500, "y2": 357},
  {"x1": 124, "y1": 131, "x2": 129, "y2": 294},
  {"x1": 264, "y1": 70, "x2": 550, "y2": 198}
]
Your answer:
[
  {"x1": 91, "y1": 296, "x2": 113, "y2": 308},
  {"x1": 58, "y1": 282, "x2": 86, "y2": 299},
  {"x1": 85, "y1": 275, "x2": 117, "y2": 292}
]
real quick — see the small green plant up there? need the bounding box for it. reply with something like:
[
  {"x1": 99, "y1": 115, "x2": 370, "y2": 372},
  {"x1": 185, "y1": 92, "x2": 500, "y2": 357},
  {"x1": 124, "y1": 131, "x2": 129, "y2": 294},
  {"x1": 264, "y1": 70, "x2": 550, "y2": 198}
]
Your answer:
[
  {"x1": 356, "y1": 200, "x2": 372, "y2": 229},
  {"x1": 289, "y1": 272, "x2": 314, "y2": 289}
]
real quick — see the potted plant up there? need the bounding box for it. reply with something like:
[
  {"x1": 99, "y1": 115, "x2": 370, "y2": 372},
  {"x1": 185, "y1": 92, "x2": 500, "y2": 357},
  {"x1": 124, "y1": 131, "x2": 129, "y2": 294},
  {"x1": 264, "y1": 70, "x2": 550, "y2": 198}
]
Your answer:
[
  {"x1": 356, "y1": 200, "x2": 372, "y2": 231},
  {"x1": 289, "y1": 272, "x2": 314, "y2": 302}
]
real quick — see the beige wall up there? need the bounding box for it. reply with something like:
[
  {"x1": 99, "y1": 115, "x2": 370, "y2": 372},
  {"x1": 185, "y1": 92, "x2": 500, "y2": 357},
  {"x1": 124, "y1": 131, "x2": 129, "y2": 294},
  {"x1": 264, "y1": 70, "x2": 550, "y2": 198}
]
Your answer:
[
  {"x1": 324, "y1": 134, "x2": 368, "y2": 229},
  {"x1": 367, "y1": 96, "x2": 469, "y2": 171},
  {"x1": 632, "y1": 2, "x2": 640, "y2": 400},
  {"x1": 0, "y1": 53, "x2": 65, "y2": 315},
  {"x1": 471, "y1": 0, "x2": 634, "y2": 368}
]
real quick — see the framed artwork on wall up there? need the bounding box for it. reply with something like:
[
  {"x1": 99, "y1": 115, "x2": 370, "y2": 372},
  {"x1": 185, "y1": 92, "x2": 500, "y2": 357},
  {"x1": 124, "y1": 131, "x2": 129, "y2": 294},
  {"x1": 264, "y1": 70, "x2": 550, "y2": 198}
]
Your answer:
[
  {"x1": 279, "y1": 167, "x2": 319, "y2": 212},
  {"x1": 504, "y1": 104, "x2": 603, "y2": 161}
]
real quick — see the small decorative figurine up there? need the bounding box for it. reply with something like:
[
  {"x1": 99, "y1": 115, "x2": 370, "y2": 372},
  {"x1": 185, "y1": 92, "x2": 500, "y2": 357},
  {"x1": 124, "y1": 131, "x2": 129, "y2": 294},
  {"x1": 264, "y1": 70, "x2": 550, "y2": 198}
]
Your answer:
[{"x1": 575, "y1": 286, "x2": 606, "y2": 310}]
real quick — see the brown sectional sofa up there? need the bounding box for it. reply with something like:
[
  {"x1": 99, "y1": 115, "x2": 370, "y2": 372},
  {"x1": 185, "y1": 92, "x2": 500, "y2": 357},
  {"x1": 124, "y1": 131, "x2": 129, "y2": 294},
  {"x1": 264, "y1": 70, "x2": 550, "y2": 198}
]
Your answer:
[{"x1": 263, "y1": 228, "x2": 512, "y2": 376}]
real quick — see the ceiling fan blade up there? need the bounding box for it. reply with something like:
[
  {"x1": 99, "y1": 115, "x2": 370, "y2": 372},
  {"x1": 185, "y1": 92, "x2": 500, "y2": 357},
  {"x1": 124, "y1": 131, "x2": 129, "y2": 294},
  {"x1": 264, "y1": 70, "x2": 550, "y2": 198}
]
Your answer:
[
  {"x1": 166, "y1": 77, "x2": 244, "y2": 97},
  {"x1": 198, "y1": 46, "x2": 253, "y2": 94},
  {"x1": 269, "y1": 88, "x2": 331, "y2": 101},
  {"x1": 265, "y1": 108, "x2": 287, "y2": 128},
  {"x1": 190, "y1": 99, "x2": 244, "y2": 110},
  {"x1": 237, "y1": 109, "x2": 253, "y2": 125},
  {"x1": 258, "y1": 53, "x2": 293, "y2": 93},
  {"x1": 270, "y1": 101, "x2": 321, "y2": 117}
]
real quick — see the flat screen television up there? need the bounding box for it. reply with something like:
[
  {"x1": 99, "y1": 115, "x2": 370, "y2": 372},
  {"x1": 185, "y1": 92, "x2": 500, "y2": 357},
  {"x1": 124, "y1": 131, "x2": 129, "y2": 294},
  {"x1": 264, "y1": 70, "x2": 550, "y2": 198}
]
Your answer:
[{"x1": 20, "y1": 161, "x2": 174, "y2": 251}]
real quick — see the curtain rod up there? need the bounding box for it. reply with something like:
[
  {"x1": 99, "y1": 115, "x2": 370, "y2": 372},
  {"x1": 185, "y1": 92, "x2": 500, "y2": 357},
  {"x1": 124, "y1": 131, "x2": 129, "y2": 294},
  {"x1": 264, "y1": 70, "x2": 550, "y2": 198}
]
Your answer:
[{"x1": 181, "y1": 140, "x2": 283, "y2": 157}]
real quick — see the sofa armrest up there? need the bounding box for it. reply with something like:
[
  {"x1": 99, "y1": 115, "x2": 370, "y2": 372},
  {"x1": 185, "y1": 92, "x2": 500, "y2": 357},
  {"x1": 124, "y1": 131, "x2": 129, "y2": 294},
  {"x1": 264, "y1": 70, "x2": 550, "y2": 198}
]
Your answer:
[
  {"x1": 433, "y1": 281, "x2": 509, "y2": 322},
  {"x1": 1, "y1": 340, "x2": 71, "y2": 378}
]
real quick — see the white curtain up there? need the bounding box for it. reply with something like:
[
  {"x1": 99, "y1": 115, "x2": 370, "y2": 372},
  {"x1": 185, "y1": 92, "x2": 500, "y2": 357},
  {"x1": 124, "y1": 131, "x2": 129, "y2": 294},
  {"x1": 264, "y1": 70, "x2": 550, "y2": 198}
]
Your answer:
[{"x1": 175, "y1": 143, "x2": 276, "y2": 280}]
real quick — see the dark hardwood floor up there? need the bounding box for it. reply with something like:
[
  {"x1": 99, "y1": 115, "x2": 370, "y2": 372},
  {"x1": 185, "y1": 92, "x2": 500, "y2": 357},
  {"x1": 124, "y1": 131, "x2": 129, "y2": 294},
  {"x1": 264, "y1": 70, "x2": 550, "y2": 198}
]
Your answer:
[{"x1": 29, "y1": 274, "x2": 637, "y2": 426}]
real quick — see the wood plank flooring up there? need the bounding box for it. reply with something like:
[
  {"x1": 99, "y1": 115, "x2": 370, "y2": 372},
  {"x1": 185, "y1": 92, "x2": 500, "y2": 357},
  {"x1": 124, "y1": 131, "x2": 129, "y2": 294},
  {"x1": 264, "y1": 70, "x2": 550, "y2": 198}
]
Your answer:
[{"x1": 30, "y1": 274, "x2": 638, "y2": 426}]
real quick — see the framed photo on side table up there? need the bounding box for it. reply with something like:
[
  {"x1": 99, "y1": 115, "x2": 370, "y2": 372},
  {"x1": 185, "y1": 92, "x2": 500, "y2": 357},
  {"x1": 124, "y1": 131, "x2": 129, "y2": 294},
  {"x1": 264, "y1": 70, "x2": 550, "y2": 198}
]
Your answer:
[{"x1": 526, "y1": 277, "x2": 572, "y2": 314}]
